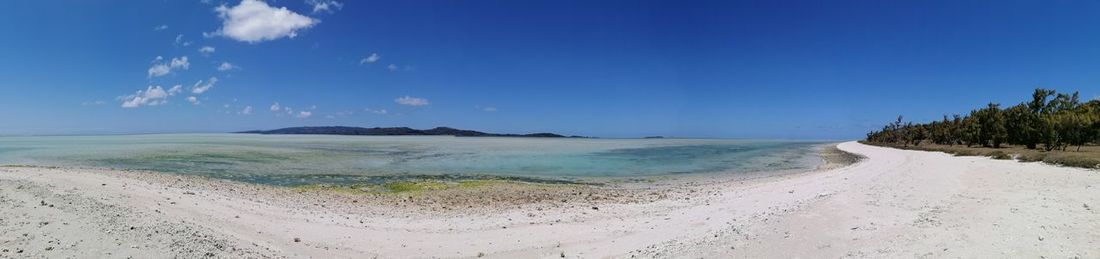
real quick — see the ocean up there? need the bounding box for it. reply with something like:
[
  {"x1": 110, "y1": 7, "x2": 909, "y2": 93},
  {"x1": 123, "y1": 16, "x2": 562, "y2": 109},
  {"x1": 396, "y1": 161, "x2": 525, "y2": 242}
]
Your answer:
[{"x1": 0, "y1": 134, "x2": 826, "y2": 185}]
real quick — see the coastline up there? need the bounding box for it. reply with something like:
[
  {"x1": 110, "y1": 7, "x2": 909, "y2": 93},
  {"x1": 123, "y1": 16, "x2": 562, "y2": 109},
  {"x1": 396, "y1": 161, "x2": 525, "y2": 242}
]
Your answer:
[
  {"x1": 2, "y1": 142, "x2": 1097, "y2": 258},
  {"x1": 0, "y1": 142, "x2": 848, "y2": 219}
]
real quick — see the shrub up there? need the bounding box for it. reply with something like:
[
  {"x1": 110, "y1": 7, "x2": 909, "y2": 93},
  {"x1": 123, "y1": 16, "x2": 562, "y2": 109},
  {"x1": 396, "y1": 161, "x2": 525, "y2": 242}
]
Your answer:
[{"x1": 988, "y1": 151, "x2": 1011, "y2": 160}]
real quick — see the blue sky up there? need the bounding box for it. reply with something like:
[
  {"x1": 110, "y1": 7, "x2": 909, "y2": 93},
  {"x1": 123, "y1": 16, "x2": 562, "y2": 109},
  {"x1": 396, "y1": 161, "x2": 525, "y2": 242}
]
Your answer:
[{"x1": 0, "y1": 1, "x2": 1098, "y2": 139}]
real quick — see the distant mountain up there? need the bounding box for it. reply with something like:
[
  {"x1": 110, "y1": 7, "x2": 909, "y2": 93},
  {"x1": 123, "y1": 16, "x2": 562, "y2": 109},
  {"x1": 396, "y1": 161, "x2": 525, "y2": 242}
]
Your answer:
[{"x1": 236, "y1": 126, "x2": 581, "y2": 138}]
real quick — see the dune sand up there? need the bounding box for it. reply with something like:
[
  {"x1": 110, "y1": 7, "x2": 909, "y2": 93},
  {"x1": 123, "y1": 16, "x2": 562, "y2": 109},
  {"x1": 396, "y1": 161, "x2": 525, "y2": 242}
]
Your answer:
[{"x1": 1, "y1": 142, "x2": 1097, "y2": 258}]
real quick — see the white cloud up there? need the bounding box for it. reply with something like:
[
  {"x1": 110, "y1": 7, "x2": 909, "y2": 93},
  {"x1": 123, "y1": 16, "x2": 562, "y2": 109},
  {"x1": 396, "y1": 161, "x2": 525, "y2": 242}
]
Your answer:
[
  {"x1": 199, "y1": 46, "x2": 216, "y2": 55},
  {"x1": 148, "y1": 56, "x2": 189, "y2": 78},
  {"x1": 387, "y1": 64, "x2": 399, "y2": 71},
  {"x1": 481, "y1": 106, "x2": 497, "y2": 112},
  {"x1": 360, "y1": 53, "x2": 380, "y2": 64},
  {"x1": 213, "y1": 0, "x2": 319, "y2": 43},
  {"x1": 395, "y1": 96, "x2": 429, "y2": 106},
  {"x1": 307, "y1": 0, "x2": 343, "y2": 13},
  {"x1": 191, "y1": 77, "x2": 218, "y2": 94},
  {"x1": 171, "y1": 56, "x2": 190, "y2": 69},
  {"x1": 217, "y1": 62, "x2": 238, "y2": 71},
  {"x1": 153, "y1": 25, "x2": 168, "y2": 31},
  {"x1": 119, "y1": 86, "x2": 170, "y2": 108},
  {"x1": 270, "y1": 102, "x2": 281, "y2": 111},
  {"x1": 365, "y1": 108, "x2": 387, "y2": 115},
  {"x1": 186, "y1": 96, "x2": 200, "y2": 105},
  {"x1": 174, "y1": 34, "x2": 193, "y2": 47},
  {"x1": 167, "y1": 85, "x2": 183, "y2": 95},
  {"x1": 147, "y1": 64, "x2": 170, "y2": 78},
  {"x1": 239, "y1": 105, "x2": 254, "y2": 115},
  {"x1": 295, "y1": 111, "x2": 312, "y2": 118}
]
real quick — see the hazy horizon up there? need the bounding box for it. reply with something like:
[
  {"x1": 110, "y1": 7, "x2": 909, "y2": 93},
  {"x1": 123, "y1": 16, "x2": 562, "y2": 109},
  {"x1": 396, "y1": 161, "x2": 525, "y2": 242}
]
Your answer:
[{"x1": 2, "y1": 1, "x2": 1098, "y2": 139}]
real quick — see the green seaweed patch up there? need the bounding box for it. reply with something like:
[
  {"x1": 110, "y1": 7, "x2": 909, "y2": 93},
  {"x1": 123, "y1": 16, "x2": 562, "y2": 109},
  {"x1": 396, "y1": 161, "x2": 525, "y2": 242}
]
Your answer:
[
  {"x1": 383, "y1": 181, "x2": 450, "y2": 193},
  {"x1": 455, "y1": 179, "x2": 512, "y2": 189}
]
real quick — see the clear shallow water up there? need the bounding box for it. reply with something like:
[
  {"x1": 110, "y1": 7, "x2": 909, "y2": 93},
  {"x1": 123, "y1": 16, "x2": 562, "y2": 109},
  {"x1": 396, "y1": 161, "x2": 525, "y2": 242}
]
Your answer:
[{"x1": 0, "y1": 134, "x2": 826, "y2": 185}]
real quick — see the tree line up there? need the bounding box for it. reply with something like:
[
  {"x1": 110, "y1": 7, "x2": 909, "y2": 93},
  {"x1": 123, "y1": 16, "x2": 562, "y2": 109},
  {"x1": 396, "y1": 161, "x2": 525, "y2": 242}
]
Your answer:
[{"x1": 866, "y1": 89, "x2": 1100, "y2": 151}]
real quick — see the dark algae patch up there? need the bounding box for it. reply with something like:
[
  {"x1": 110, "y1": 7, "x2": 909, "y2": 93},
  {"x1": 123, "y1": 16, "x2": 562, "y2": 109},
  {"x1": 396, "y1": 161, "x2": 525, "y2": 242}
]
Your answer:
[{"x1": 817, "y1": 144, "x2": 864, "y2": 170}]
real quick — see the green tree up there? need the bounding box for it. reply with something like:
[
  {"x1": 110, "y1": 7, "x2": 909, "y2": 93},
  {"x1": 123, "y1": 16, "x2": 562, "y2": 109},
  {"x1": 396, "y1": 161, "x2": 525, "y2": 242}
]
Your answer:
[
  {"x1": 949, "y1": 114, "x2": 964, "y2": 146},
  {"x1": 1054, "y1": 113, "x2": 1090, "y2": 151},
  {"x1": 962, "y1": 114, "x2": 981, "y2": 147},
  {"x1": 1050, "y1": 92, "x2": 1080, "y2": 113},
  {"x1": 1041, "y1": 114, "x2": 1062, "y2": 151},
  {"x1": 972, "y1": 103, "x2": 1007, "y2": 148},
  {"x1": 1004, "y1": 104, "x2": 1040, "y2": 149},
  {"x1": 1084, "y1": 100, "x2": 1100, "y2": 146},
  {"x1": 1029, "y1": 88, "x2": 1056, "y2": 114},
  {"x1": 864, "y1": 88, "x2": 1099, "y2": 151}
]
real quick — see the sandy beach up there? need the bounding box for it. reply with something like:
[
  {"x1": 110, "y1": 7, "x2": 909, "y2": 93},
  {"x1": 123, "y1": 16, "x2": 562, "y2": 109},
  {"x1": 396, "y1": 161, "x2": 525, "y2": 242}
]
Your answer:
[{"x1": 1, "y1": 141, "x2": 1098, "y2": 258}]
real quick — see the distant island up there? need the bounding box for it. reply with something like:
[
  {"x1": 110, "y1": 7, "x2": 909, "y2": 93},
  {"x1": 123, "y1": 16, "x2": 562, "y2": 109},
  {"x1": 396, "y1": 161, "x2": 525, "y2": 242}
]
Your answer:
[{"x1": 236, "y1": 126, "x2": 585, "y2": 138}]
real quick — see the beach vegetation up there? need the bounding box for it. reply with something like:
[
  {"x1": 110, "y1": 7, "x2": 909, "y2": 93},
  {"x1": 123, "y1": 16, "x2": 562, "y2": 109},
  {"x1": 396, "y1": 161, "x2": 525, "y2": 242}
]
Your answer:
[
  {"x1": 987, "y1": 151, "x2": 1011, "y2": 160},
  {"x1": 865, "y1": 88, "x2": 1100, "y2": 168}
]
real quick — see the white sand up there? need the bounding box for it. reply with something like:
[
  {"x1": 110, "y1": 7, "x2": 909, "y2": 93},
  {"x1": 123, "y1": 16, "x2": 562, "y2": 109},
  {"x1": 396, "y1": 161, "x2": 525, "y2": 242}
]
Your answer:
[{"x1": 1, "y1": 141, "x2": 1098, "y2": 258}]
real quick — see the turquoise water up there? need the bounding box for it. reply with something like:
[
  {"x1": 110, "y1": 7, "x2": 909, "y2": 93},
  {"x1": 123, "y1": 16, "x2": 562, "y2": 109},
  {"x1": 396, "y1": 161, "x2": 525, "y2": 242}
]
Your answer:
[{"x1": 0, "y1": 134, "x2": 826, "y2": 185}]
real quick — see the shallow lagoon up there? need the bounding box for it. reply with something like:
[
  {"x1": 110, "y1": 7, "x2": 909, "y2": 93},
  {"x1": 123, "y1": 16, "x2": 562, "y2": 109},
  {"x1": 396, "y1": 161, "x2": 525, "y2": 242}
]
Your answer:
[{"x1": 0, "y1": 134, "x2": 826, "y2": 185}]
